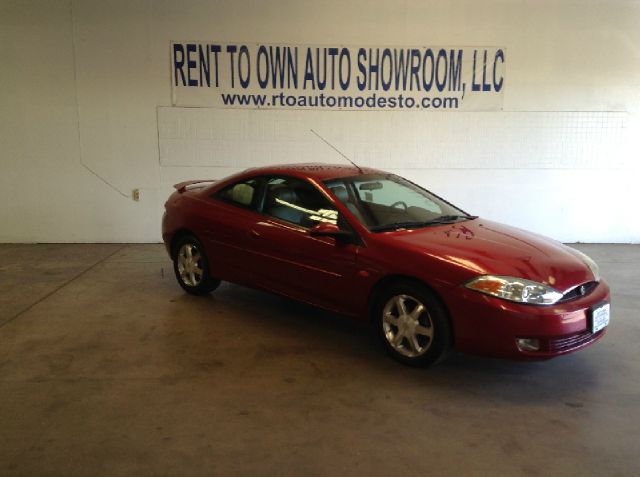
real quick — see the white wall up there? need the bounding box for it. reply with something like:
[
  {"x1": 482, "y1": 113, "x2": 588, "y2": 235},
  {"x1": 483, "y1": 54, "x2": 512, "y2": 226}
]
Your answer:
[{"x1": 1, "y1": 0, "x2": 639, "y2": 243}]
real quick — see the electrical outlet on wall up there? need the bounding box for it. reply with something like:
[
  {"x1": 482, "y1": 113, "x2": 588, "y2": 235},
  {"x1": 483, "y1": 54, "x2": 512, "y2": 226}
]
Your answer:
[{"x1": 132, "y1": 189, "x2": 140, "y2": 201}]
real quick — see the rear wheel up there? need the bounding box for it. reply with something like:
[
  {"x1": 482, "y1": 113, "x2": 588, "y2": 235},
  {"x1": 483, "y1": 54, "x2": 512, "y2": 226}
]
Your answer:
[
  {"x1": 173, "y1": 235, "x2": 220, "y2": 295},
  {"x1": 373, "y1": 281, "x2": 452, "y2": 367}
]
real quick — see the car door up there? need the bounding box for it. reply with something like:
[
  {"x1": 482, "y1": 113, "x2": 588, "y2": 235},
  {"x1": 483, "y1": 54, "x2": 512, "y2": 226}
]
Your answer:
[
  {"x1": 247, "y1": 175, "x2": 360, "y2": 314},
  {"x1": 197, "y1": 176, "x2": 266, "y2": 285}
]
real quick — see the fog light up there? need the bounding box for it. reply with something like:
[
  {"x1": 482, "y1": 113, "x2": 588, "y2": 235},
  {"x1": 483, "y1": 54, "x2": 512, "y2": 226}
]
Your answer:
[{"x1": 516, "y1": 338, "x2": 540, "y2": 352}]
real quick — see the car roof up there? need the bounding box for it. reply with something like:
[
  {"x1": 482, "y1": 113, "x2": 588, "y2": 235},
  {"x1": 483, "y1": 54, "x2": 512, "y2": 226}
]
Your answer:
[{"x1": 242, "y1": 163, "x2": 385, "y2": 181}]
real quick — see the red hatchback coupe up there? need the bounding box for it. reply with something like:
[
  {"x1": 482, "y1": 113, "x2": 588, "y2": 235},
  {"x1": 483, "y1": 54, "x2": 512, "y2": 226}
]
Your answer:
[{"x1": 162, "y1": 164, "x2": 610, "y2": 366}]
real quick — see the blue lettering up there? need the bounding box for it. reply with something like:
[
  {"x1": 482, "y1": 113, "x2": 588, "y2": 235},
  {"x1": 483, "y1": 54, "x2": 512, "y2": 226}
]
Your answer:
[
  {"x1": 198, "y1": 44, "x2": 210, "y2": 87},
  {"x1": 227, "y1": 45, "x2": 237, "y2": 88},
  {"x1": 287, "y1": 47, "x2": 298, "y2": 88},
  {"x1": 409, "y1": 49, "x2": 421, "y2": 90},
  {"x1": 435, "y1": 49, "x2": 447, "y2": 92},
  {"x1": 257, "y1": 46, "x2": 269, "y2": 89},
  {"x1": 380, "y1": 48, "x2": 392, "y2": 91},
  {"x1": 493, "y1": 49, "x2": 504, "y2": 92},
  {"x1": 303, "y1": 48, "x2": 315, "y2": 90},
  {"x1": 316, "y1": 48, "x2": 327, "y2": 90},
  {"x1": 339, "y1": 48, "x2": 351, "y2": 90},
  {"x1": 186, "y1": 43, "x2": 197, "y2": 86},
  {"x1": 449, "y1": 49, "x2": 462, "y2": 91},
  {"x1": 421, "y1": 49, "x2": 434, "y2": 91},
  {"x1": 393, "y1": 49, "x2": 410, "y2": 91},
  {"x1": 356, "y1": 48, "x2": 367, "y2": 91},
  {"x1": 482, "y1": 49, "x2": 491, "y2": 91},
  {"x1": 238, "y1": 45, "x2": 250, "y2": 89},
  {"x1": 173, "y1": 43, "x2": 186, "y2": 86},
  {"x1": 367, "y1": 48, "x2": 380, "y2": 90},
  {"x1": 210, "y1": 45, "x2": 221, "y2": 87},
  {"x1": 472, "y1": 50, "x2": 480, "y2": 92},
  {"x1": 328, "y1": 48, "x2": 339, "y2": 89}
]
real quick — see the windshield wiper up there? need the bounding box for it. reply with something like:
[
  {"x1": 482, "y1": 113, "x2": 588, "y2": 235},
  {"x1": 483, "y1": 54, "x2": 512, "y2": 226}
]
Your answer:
[
  {"x1": 370, "y1": 215, "x2": 477, "y2": 232},
  {"x1": 422, "y1": 214, "x2": 478, "y2": 225},
  {"x1": 370, "y1": 221, "x2": 433, "y2": 232}
]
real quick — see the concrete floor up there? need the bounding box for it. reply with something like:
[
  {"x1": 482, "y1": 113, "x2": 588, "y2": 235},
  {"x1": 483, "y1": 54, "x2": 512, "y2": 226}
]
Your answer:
[{"x1": 0, "y1": 244, "x2": 638, "y2": 476}]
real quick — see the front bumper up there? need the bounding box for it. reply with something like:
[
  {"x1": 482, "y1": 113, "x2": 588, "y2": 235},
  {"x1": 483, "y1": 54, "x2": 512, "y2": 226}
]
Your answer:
[{"x1": 442, "y1": 280, "x2": 611, "y2": 360}]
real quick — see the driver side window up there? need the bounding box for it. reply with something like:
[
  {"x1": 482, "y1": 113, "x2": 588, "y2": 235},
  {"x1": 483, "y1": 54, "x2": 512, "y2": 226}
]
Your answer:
[{"x1": 262, "y1": 176, "x2": 338, "y2": 228}]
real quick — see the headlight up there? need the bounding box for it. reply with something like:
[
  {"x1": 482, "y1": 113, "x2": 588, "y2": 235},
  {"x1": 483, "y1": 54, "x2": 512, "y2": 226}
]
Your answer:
[
  {"x1": 465, "y1": 275, "x2": 563, "y2": 305},
  {"x1": 568, "y1": 247, "x2": 600, "y2": 282}
]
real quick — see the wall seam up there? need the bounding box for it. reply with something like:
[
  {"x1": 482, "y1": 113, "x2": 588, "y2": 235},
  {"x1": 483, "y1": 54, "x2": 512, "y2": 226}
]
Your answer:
[{"x1": 68, "y1": 0, "x2": 129, "y2": 198}]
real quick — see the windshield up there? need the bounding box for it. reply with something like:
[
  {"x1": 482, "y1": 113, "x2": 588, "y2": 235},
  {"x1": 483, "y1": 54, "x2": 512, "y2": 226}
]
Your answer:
[{"x1": 324, "y1": 174, "x2": 474, "y2": 232}]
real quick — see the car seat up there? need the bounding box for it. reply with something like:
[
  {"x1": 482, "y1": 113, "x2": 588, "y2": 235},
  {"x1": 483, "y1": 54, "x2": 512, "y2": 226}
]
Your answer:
[
  {"x1": 330, "y1": 186, "x2": 366, "y2": 224},
  {"x1": 230, "y1": 183, "x2": 254, "y2": 206},
  {"x1": 266, "y1": 185, "x2": 305, "y2": 224}
]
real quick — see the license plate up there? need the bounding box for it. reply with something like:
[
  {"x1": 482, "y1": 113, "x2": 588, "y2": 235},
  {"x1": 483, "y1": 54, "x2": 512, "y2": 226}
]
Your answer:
[{"x1": 591, "y1": 303, "x2": 610, "y2": 333}]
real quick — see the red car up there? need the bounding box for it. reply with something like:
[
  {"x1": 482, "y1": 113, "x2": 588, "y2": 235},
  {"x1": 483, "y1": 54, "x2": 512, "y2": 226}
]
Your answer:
[{"x1": 162, "y1": 163, "x2": 610, "y2": 366}]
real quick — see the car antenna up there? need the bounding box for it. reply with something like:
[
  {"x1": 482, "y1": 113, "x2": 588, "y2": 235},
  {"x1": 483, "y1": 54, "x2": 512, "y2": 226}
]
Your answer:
[{"x1": 310, "y1": 129, "x2": 364, "y2": 174}]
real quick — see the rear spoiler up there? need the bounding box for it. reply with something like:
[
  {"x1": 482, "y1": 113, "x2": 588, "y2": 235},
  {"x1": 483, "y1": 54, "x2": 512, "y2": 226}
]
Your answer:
[{"x1": 173, "y1": 180, "x2": 217, "y2": 193}]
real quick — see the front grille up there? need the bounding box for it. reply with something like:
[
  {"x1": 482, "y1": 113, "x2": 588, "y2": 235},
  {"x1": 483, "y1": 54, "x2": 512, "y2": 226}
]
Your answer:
[
  {"x1": 559, "y1": 281, "x2": 598, "y2": 303},
  {"x1": 547, "y1": 329, "x2": 603, "y2": 352}
]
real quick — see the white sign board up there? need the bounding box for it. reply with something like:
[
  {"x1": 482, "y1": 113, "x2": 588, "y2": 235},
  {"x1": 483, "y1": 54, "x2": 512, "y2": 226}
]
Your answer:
[{"x1": 171, "y1": 42, "x2": 506, "y2": 111}]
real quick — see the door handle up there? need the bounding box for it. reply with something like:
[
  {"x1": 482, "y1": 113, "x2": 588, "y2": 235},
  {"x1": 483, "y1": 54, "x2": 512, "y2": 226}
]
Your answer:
[{"x1": 250, "y1": 229, "x2": 261, "y2": 238}]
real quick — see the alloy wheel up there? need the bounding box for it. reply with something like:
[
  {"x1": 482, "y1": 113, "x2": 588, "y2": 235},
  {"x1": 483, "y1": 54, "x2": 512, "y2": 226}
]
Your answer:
[
  {"x1": 382, "y1": 294, "x2": 434, "y2": 358},
  {"x1": 177, "y1": 243, "x2": 204, "y2": 287}
]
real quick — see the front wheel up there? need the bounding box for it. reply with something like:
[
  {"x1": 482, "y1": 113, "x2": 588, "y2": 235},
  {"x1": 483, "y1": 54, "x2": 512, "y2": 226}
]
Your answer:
[
  {"x1": 373, "y1": 281, "x2": 452, "y2": 367},
  {"x1": 173, "y1": 235, "x2": 220, "y2": 295}
]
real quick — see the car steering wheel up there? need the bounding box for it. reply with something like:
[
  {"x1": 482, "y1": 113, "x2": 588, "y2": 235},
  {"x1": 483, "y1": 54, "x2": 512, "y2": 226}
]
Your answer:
[{"x1": 391, "y1": 201, "x2": 408, "y2": 210}]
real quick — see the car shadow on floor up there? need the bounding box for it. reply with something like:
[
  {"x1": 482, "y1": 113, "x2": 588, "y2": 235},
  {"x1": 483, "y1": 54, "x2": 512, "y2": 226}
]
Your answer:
[{"x1": 166, "y1": 281, "x2": 601, "y2": 405}]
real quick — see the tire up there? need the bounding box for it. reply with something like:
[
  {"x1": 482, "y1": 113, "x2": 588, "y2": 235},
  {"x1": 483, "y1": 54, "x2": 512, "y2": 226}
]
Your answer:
[
  {"x1": 373, "y1": 281, "x2": 452, "y2": 367},
  {"x1": 172, "y1": 235, "x2": 220, "y2": 295}
]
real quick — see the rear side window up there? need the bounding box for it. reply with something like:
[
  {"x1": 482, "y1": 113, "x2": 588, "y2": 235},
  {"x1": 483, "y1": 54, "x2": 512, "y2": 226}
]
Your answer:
[{"x1": 215, "y1": 177, "x2": 261, "y2": 209}]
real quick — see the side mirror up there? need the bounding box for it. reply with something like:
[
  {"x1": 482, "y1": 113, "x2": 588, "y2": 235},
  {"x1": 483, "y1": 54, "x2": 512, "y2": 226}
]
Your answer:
[{"x1": 309, "y1": 222, "x2": 352, "y2": 239}]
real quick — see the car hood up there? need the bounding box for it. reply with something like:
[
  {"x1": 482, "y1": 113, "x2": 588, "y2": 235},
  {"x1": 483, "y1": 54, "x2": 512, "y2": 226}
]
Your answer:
[{"x1": 384, "y1": 218, "x2": 594, "y2": 292}]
